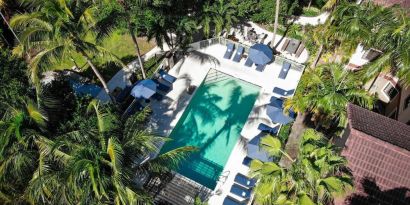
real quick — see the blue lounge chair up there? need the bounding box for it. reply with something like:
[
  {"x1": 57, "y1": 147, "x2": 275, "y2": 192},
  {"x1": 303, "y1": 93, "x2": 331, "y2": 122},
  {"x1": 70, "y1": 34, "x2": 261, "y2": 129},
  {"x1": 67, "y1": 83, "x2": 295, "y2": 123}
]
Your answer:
[
  {"x1": 223, "y1": 196, "x2": 246, "y2": 205},
  {"x1": 224, "y1": 43, "x2": 235, "y2": 59},
  {"x1": 256, "y1": 64, "x2": 266, "y2": 72},
  {"x1": 232, "y1": 46, "x2": 244, "y2": 62},
  {"x1": 158, "y1": 69, "x2": 177, "y2": 84},
  {"x1": 234, "y1": 173, "x2": 256, "y2": 188},
  {"x1": 244, "y1": 57, "x2": 253, "y2": 67},
  {"x1": 230, "y1": 184, "x2": 252, "y2": 199},
  {"x1": 153, "y1": 79, "x2": 172, "y2": 92},
  {"x1": 273, "y1": 87, "x2": 295, "y2": 97},
  {"x1": 258, "y1": 123, "x2": 279, "y2": 135},
  {"x1": 278, "y1": 61, "x2": 291, "y2": 79},
  {"x1": 269, "y1": 96, "x2": 284, "y2": 109},
  {"x1": 242, "y1": 156, "x2": 252, "y2": 167}
]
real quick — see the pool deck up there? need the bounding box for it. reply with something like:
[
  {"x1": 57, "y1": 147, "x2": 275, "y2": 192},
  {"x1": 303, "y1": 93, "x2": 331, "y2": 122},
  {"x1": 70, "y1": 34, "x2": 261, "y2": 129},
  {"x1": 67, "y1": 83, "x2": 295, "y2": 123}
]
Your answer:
[{"x1": 148, "y1": 43, "x2": 304, "y2": 204}]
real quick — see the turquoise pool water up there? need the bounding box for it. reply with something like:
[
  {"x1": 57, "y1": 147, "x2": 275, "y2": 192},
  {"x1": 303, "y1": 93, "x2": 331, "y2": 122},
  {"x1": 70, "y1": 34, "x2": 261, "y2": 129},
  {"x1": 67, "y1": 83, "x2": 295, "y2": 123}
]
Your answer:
[{"x1": 160, "y1": 70, "x2": 260, "y2": 189}]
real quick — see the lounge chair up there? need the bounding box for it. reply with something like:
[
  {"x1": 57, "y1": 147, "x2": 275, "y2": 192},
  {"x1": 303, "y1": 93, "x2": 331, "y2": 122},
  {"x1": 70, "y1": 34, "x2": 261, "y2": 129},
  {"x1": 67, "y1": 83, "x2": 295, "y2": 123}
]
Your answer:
[
  {"x1": 244, "y1": 58, "x2": 253, "y2": 67},
  {"x1": 234, "y1": 173, "x2": 256, "y2": 188},
  {"x1": 256, "y1": 64, "x2": 266, "y2": 72},
  {"x1": 232, "y1": 46, "x2": 244, "y2": 62},
  {"x1": 224, "y1": 43, "x2": 235, "y2": 59},
  {"x1": 258, "y1": 123, "x2": 279, "y2": 135},
  {"x1": 242, "y1": 156, "x2": 252, "y2": 167},
  {"x1": 281, "y1": 39, "x2": 290, "y2": 51},
  {"x1": 278, "y1": 61, "x2": 291, "y2": 79},
  {"x1": 295, "y1": 44, "x2": 305, "y2": 58},
  {"x1": 273, "y1": 87, "x2": 295, "y2": 97},
  {"x1": 223, "y1": 196, "x2": 246, "y2": 205},
  {"x1": 269, "y1": 96, "x2": 283, "y2": 109},
  {"x1": 153, "y1": 79, "x2": 172, "y2": 92},
  {"x1": 158, "y1": 69, "x2": 177, "y2": 84},
  {"x1": 230, "y1": 184, "x2": 252, "y2": 199}
]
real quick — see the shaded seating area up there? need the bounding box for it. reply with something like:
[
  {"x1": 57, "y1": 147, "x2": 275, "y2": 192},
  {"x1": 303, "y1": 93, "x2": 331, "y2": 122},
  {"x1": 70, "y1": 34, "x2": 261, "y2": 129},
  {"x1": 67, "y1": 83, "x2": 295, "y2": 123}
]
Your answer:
[
  {"x1": 232, "y1": 46, "x2": 244, "y2": 62},
  {"x1": 281, "y1": 38, "x2": 305, "y2": 58},
  {"x1": 248, "y1": 43, "x2": 273, "y2": 71},
  {"x1": 278, "y1": 61, "x2": 291, "y2": 79},
  {"x1": 266, "y1": 105, "x2": 294, "y2": 125},
  {"x1": 247, "y1": 135, "x2": 272, "y2": 162},
  {"x1": 255, "y1": 64, "x2": 266, "y2": 72},
  {"x1": 224, "y1": 43, "x2": 235, "y2": 59}
]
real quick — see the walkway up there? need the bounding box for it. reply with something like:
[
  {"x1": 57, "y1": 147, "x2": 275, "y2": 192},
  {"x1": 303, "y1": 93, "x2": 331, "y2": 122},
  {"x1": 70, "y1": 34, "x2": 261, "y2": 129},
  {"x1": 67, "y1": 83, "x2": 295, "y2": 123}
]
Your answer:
[{"x1": 293, "y1": 12, "x2": 330, "y2": 26}]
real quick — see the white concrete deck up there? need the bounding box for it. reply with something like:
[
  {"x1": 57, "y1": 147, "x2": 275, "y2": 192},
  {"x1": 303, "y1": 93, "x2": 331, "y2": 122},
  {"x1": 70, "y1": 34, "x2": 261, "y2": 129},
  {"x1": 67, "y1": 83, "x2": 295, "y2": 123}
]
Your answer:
[
  {"x1": 294, "y1": 12, "x2": 330, "y2": 26},
  {"x1": 148, "y1": 43, "x2": 304, "y2": 205}
]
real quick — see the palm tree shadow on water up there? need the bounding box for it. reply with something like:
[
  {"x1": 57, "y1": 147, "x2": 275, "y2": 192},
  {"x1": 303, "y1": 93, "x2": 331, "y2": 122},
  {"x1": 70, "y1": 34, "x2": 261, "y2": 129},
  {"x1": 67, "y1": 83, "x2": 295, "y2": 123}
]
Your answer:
[{"x1": 346, "y1": 177, "x2": 410, "y2": 205}]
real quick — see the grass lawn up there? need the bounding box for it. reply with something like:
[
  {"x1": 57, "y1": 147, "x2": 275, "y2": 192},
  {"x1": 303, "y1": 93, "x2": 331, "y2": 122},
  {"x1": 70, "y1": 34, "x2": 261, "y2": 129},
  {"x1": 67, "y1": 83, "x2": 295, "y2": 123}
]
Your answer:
[{"x1": 53, "y1": 30, "x2": 156, "y2": 82}]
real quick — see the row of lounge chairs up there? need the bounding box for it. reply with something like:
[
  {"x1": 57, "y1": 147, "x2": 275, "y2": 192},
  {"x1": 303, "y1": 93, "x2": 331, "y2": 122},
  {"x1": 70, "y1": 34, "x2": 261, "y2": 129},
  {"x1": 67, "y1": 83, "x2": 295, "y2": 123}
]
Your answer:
[
  {"x1": 222, "y1": 173, "x2": 256, "y2": 205},
  {"x1": 224, "y1": 43, "x2": 267, "y2": 72}
]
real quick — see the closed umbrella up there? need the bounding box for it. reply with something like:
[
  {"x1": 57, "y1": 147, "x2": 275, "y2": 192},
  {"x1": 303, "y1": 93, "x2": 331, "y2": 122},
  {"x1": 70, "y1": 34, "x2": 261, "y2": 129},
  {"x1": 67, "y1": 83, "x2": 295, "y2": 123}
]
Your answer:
[
  {"x1": 248, "y1": 43, "x2": 273, "y2": 65},
  {"x1": 131, "y1": 79, "x2": 157, "y2": 99},
  {"x1": 266, "y1": 106, "x2": 293, "y2": 125}
]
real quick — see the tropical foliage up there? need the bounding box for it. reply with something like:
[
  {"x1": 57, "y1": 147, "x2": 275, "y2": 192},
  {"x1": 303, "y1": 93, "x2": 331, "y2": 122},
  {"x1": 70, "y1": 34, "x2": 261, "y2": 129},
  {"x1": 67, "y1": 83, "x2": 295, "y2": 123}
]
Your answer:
[
  {"x1": 250, "y1": 129, "x2": 353, "y2": 205},
  {"x1": 285, "y1": 63, "x2": 374, "y2": 129}
]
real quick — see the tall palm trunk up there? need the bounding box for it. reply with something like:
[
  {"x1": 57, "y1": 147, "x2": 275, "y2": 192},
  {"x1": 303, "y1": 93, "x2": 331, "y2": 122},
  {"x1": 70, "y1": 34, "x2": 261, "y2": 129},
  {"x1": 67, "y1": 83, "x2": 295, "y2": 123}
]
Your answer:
[
  {"x1": 79, "y1": 50, "x2": 110, "y2": 95},
  {"x1": 118, "y1": 0, "x2": 147, "y2": 79},
  {"x1": 0, "y1": 10, "x2": 21, "y2": 44},
  {"x1": 279, "y1": 112, "x2": 307, "y2": 168},
  {"x1": 270, "y1": 0, "x2": 280, "y2": 49},
  {"x1": 312, "y1": 44, "x2": 323, "y2": 68}
]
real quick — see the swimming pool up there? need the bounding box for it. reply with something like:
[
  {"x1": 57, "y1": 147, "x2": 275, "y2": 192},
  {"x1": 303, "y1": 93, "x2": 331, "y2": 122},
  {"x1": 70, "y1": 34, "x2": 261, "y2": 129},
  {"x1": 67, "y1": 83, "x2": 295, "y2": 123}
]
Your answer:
[{"x1": 160, "y1": 70, "x2": 260, "y2": 189}]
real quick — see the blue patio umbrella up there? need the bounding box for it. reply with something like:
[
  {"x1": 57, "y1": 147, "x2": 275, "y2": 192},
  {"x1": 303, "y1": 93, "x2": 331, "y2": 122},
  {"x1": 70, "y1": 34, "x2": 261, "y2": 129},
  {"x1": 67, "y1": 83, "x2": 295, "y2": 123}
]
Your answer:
[
  {"x1": 247, "y1": 135, "x2": 271, "y2": 162},
  {"x1": 266, "y1": 106, "x2": 294, "y2": 125},
  {"x1": 131, "y1": 79, "x2": 157, "y2": 99},
  {"x1": 248, "y1": 43, "x2": 273, "y2": 65}
]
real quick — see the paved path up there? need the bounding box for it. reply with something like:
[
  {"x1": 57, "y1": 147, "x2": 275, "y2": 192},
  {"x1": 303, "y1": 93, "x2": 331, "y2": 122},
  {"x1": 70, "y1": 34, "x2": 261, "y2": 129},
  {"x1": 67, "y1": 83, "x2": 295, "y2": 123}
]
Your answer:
[{"x1": 293, "y1": 12, "x2": 330, "y2": 26}]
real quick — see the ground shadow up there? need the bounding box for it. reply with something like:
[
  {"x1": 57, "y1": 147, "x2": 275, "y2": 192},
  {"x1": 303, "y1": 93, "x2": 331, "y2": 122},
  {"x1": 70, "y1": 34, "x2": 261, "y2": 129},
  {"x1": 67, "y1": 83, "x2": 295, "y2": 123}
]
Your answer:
[{"x1": 346, "y1": 177, "x2": 410, "y2": 205}]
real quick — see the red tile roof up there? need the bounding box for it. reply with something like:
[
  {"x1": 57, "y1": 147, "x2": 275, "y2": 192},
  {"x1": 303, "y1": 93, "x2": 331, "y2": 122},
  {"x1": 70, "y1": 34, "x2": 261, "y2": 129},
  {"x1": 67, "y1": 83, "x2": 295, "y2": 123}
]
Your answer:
[
  {"x1": 337, "y1": 104, "x2": 410, "y2": 205},
  {"x1": 372, "y1": 0, "x2": 410, "y2": 8}
]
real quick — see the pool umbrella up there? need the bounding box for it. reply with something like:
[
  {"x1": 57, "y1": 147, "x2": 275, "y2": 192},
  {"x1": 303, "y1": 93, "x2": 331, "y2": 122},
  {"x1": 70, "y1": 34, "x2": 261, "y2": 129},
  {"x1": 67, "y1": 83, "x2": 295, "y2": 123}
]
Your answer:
[
  {"x1": 266, "y1": 106, "x2": 294, "y2": 125},
  {"x1": 130, "y1": 79, "x2": 157, "y2": 99},
  {"x1": 248, "y1": 43, "x2": 273, "y2": 65},
  {"x1": 247, "y1": 135, "x2": 271, "y2": 162}
]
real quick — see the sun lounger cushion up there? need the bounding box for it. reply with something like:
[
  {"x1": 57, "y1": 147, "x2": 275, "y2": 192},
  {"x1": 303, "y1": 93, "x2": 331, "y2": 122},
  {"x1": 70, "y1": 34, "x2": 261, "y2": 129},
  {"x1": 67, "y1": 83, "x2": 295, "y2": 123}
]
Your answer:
[
  {"x1": 232, "y1": 46, "x2": 244, "y2": 62},
  {"x1": 224, "y1": 43, "x2": 235, "y2": 59},
  {"x1": 230, "y1": 184, "x2": 252, "y2": 199},
  {"x1": 269, "y1": 96, "x2": 283, "y2": 108},
  {"x1": 234, "y1": 173, "x2": 256, "y2": 188},
  {"x1": 159, "y1": 69, "x2": 177, "y2": 84},
  {"x1": 244, "y1": 58, "x2": 253, "y2": 67},
  {"x1": 242, "y1": 156, "x2": 252, "y2": 167},
  {"x1": 278, "y1": 62, "x2": 291, "y2": 79},
  {"x1": 258, "y1": 123, "x2": 279, "y2": 135},
  {"x1": 273, "y1": 87, "x2": 294, "y2": 97},
  {"x1": 223, "y1": 196, "x2": 245, "y2": 205},
  {"x1": 256, "y1": 64, "x2": 266, "y2": 72}
]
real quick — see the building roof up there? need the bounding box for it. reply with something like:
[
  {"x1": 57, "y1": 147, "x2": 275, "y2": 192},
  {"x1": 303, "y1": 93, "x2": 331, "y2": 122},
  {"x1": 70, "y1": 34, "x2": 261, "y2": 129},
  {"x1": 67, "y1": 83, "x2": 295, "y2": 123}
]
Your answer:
[
  {"x1": 337, "y1": 104, "x2": 410, "y2": 205},
  {"x1": 347, "y1": 103, "x2": 410, "y2": 151},
  {"x1": 372, "y1": 0, "x2": 410, "y2": 8}
]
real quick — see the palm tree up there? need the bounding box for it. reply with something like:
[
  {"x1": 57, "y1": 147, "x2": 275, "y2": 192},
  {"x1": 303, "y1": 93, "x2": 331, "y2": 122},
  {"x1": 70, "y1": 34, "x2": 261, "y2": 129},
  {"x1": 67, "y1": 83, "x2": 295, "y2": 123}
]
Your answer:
[
  {"x1": 199, "y1": 0, "x2": 238, "y2": 38},
  {"x1": 27, "y1": 100, "x2": 196, "y2": 204},
  {"x1": 249, "y1": 129, "x2": 353, "y2": 205},
  {"x1": 11, "y1": 0, "x2": 122, "y2": 96},
  {"x1": 0, "y1": 99, "x2": 46, "y2": 203},
  {"x1": 282, "y1": 63, "x2": 374, "y2": 167},
  {"x1": 270, "y1": 0, "x2": 280, "y2": 49},
  {"x1": 114, "y1": 0, "x2": 148, "y2": 79}
]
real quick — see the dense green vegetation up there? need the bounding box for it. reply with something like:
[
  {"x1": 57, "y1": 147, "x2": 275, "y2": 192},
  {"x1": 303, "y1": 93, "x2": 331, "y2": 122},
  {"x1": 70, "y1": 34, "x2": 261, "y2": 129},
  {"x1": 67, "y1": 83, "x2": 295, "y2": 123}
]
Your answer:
[{"x1": 1, "y1": 0, "x2": 410, "y2": 204}]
